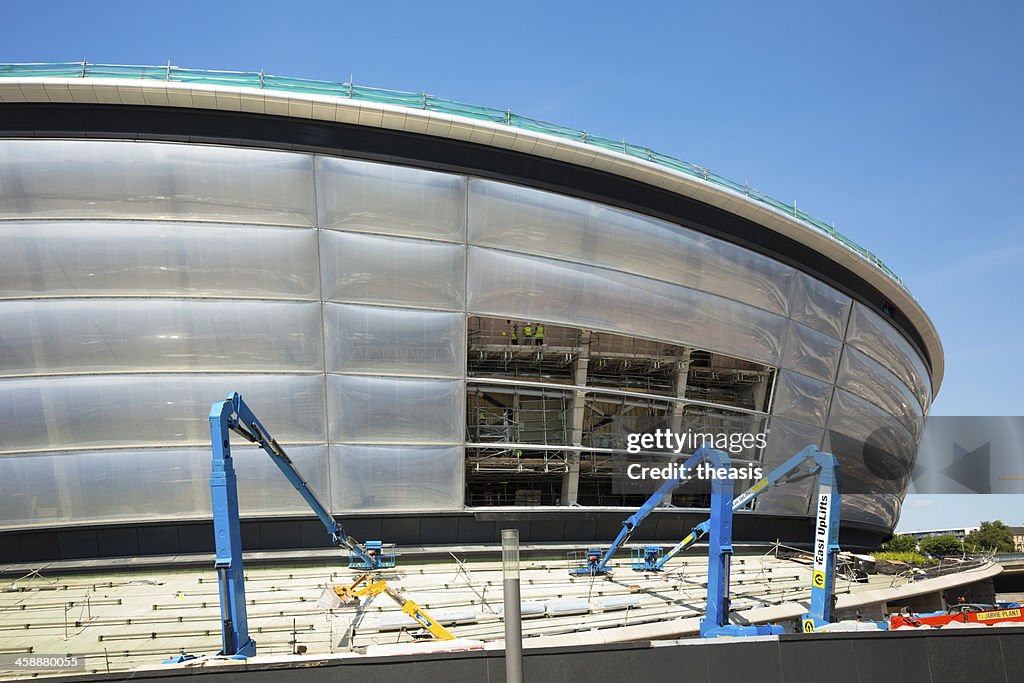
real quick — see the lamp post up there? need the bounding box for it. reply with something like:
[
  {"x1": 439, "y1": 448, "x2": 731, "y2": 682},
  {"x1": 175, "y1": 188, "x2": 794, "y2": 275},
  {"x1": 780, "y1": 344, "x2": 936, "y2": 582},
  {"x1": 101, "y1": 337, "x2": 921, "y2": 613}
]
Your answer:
[{"x1": 502, "y1": 529, "x2": 523, "y2": 683}]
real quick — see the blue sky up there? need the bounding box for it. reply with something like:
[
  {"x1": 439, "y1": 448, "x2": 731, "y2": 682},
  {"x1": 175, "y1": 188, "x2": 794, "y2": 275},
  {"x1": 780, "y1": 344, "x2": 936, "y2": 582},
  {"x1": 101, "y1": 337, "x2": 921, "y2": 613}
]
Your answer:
[{"x1": 4, "y1": 1, "x2": 1022, "y2": 531}]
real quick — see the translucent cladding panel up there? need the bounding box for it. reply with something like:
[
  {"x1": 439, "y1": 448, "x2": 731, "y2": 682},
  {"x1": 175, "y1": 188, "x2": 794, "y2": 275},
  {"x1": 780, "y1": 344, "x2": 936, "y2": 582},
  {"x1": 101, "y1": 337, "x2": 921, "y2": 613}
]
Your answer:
[
  {"x1": 0, "y1": 449, "x2": 207, "y2": 528},
  {"x1": 0, "y1": 374, "x2": 325, "y2": 453},
  {"x1": 227, "y1": 444, "x2": 330, "y2": 516},
  {"x1": 839, "y1": 493, "x2": 902, "y2": 530},
  {"x1": 751, "y1": 417, "x2": 824, "y2": 515},
  {"x1": 0, "y1": 222, "x2": 319, "y2": 300},
  {"x1": 0, "y1": 300, "x2": 323, "y2": 376},
  {"x1": 771, "y1": 370, "x2": 832, "y2": 428},
  {"x1": 325, "y1": 304, "x2": 465, "y2": 378},
  {"x1": 826, "y1": 388, "x2": 917, "y2": 497},
  {"x1": 466, "y1": 248, "x2": 785, "y2": 365},
  {"x1": 780, "y1": 320, "x2": 842, "y2": 383},
  {"x1": 316, "y1": 157, "x2": 466, "y2": 241},
  {"x1": 330, "y1": 444, "x2": 462, "y2": 513},
  {"x1": 320, "y1": 231, "x2": 466, "y2": 310},
  {"x1": 0, "y1": 140, "x2": 315, "y2": 225},
  {"x1": 327, "y1": 374, "x2": 464, "y2": 444},
  {"x1": 837, "y1": 346, "x2": 924, "y2": 440},
  {"x1": 786, "y1": 271, "x2": 851, "y2": 339},
  {"x1": 0, "y1": 445, "x2": 329, "y2": 529},
  {"x1": 468, "y1": 179, "x2": 792, "y2": 316},
  {"x1": 845, "y1": 303, "x2": 931, "y2": 410}
]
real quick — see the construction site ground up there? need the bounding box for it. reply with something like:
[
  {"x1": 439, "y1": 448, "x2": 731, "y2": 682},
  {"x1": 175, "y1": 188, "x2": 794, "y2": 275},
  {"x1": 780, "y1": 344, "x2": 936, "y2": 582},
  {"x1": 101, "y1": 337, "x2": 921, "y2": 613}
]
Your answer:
[{"x1": 0, "y1": 548, "x2": 1002, "y2": 678}]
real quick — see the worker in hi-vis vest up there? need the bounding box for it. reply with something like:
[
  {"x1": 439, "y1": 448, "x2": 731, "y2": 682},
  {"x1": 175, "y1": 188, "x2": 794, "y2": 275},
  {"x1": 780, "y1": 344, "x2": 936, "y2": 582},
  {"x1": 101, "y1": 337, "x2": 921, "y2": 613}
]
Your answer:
[
  {"x1": 509, "y1": 321, "x2": 519, "y2": 345},
  {"x1": 523, "y1": 323, "x2": 534, "y2": 344},
  {"x1": 534, "y1": 323, "x2": 545, "y2": 346},
  {"x1": 476, "y1": 407, "x2": 486, "y2": 440}
]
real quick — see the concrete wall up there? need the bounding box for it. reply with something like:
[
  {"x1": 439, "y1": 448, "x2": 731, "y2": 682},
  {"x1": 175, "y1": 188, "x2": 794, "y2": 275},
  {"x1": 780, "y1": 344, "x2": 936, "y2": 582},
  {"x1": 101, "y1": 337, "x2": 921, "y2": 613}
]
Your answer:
[
  {"x1": 31, "y1": 628, "x2": 1024, "y2": 683},
  {"x1": 0, "y1": 511, "x2": 887, "y2": 564}
]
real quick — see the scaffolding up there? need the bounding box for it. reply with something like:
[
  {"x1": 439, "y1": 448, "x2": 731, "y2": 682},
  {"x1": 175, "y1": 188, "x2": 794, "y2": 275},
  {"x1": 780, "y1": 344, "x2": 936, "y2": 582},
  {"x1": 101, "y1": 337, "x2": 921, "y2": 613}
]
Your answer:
[{"x1": 465, "y1": 317, "x2": 775, "y2": 508}]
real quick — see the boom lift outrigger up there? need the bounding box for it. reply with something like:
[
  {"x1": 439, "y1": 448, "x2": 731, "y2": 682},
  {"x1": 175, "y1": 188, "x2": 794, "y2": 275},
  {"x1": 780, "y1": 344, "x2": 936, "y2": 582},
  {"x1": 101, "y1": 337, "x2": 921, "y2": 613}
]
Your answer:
[{"x1": 206, "y1": 392, "x2": 424, "y2": 660}]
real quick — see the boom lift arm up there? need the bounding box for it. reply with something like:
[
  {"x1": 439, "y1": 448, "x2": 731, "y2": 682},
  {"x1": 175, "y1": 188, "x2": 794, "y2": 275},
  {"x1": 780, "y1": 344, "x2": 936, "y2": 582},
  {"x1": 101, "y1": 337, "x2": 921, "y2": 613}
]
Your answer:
[
  {"x1": 209, "y1": 392, "x2": 392, "y2": 659},
  {"x1": 570, "y1": 443, "x2": 784, "y2": 636},
  {"x1": 648, "y1": 445, "x2": 838, "y2": 571},
  {"x1": 634, "y1": 444, "x2": 841, "y2": 632},
  {"x1": 569, "y1": 444, "x2": 727, "y2": 576}
]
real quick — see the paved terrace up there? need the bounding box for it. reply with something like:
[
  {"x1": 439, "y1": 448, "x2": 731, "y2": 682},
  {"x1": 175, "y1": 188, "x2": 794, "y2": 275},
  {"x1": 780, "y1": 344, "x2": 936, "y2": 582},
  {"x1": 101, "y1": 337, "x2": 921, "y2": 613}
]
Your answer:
[{"x1": 0, "y1": 548, "x2": 1000, "y2": 678}]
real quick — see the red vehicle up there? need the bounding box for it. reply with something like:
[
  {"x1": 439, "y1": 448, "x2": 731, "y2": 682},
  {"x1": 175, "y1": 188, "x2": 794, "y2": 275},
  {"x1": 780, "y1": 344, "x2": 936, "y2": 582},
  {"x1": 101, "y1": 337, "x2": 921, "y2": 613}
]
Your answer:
[{"x1": 889, "y1": 603, "x2": 1024, "y2": 629}]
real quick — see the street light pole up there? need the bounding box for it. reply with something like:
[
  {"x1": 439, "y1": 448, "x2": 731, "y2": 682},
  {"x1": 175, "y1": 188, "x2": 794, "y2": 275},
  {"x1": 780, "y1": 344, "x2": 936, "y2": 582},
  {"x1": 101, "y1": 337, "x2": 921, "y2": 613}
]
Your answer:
[{"x1": 502, "y1": 529, "x2": 524, "y2": 683}]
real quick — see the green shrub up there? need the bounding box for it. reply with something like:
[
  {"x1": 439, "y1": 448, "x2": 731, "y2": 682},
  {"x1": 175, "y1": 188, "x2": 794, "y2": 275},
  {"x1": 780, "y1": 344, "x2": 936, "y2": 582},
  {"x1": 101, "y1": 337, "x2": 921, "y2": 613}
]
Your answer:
[
  {"x1": 919, "y1": 534, "x2": 965, "y2": 557},
  {"x1": 874, "y1": 551, "x2": 936, "y2": 565},
  {"x1": 881, "y1": 534, "x2": 918, "y2": 553},
  {"x1": 966, "y1": 521, "x2": 1016, "y2": 553}
]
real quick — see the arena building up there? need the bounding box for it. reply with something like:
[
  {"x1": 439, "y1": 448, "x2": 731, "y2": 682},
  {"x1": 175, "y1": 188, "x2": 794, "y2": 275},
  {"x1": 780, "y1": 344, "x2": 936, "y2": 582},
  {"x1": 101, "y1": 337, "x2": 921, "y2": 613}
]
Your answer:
[{"x1": 0, "y1": 63, "x2": 941, "y2": 560}]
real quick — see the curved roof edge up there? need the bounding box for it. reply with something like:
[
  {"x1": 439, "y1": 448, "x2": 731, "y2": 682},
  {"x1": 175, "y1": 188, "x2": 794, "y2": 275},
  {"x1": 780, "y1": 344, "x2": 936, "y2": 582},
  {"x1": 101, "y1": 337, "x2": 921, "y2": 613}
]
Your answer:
[{"x1": 0, "y1": 76, "x2": 944, "y2": 393}]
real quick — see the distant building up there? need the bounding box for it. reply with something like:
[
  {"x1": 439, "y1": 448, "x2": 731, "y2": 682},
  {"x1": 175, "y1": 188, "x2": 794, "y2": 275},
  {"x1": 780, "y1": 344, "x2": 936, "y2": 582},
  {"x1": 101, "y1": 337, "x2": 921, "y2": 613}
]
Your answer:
[
  {"x1": 1011, "y1": 527, "x2": 1024, "y2": 552},
  {"x1": 905, "y1": 527, "x2": 979, "y2": 543}
]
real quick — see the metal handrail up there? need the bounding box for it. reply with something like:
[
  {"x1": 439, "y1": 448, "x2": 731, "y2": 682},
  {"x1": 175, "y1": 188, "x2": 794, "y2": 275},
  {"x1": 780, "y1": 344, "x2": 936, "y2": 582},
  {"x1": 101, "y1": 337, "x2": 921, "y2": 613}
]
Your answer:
[
  {"x1": 889, "y1": 554, "x2": 995, "y2": 587},
  {"x1": 0, "y1": 60, "x2": 906, "y2": 291}
]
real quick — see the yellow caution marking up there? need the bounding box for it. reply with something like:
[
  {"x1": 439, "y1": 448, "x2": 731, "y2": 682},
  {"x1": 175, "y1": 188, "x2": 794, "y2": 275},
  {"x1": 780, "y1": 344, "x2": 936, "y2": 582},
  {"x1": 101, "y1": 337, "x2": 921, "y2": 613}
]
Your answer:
[
  {"x1": 751, "y1": 479, "x2": 769, "y2": 494},
  {"x1": 975, "y1": 608, "x2": 1021, "y2": 621},
  {"x1": 802, "y1": 618, "x2": 815, "y2": 633},
  {"x1": 812, "y1": 570, "x2": 825, "y2": 589}
]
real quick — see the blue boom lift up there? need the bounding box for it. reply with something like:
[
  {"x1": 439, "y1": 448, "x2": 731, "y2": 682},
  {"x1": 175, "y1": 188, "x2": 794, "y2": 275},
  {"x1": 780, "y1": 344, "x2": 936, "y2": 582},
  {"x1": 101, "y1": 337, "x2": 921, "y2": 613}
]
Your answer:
[
  {"x1": 633, "y1": 444, "x2": 841, "y2": 632},
  {"x1": 207, "y1": 392, "x2": 395, "y2": 659},
  {"x1": 566, "y1": 444, "x2": 783, "y2": 638},
  {"x1": 570, "y1": 444, "x2": 730, "y2": 578}
]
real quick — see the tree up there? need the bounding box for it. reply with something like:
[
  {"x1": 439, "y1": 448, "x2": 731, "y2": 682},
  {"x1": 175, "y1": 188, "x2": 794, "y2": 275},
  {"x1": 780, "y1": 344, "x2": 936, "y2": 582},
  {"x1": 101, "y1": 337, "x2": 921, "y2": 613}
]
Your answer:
[
  {"x1": 881, "y1": 534, "x2": 918, "y2": 553},
  {"x1": 966, "y1": 521, "x2": 1016, "y2": 553},
  {"x1": 919, "y1": 534, "x2": 964, "y2": 557}
]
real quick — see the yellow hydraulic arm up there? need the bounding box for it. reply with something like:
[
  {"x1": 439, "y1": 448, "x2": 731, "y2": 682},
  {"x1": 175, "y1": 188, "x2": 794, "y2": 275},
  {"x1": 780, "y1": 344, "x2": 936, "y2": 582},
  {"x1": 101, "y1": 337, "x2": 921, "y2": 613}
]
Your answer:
[{"x1": 334, "y1": 574, "x2": 456, "y2": 641}]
